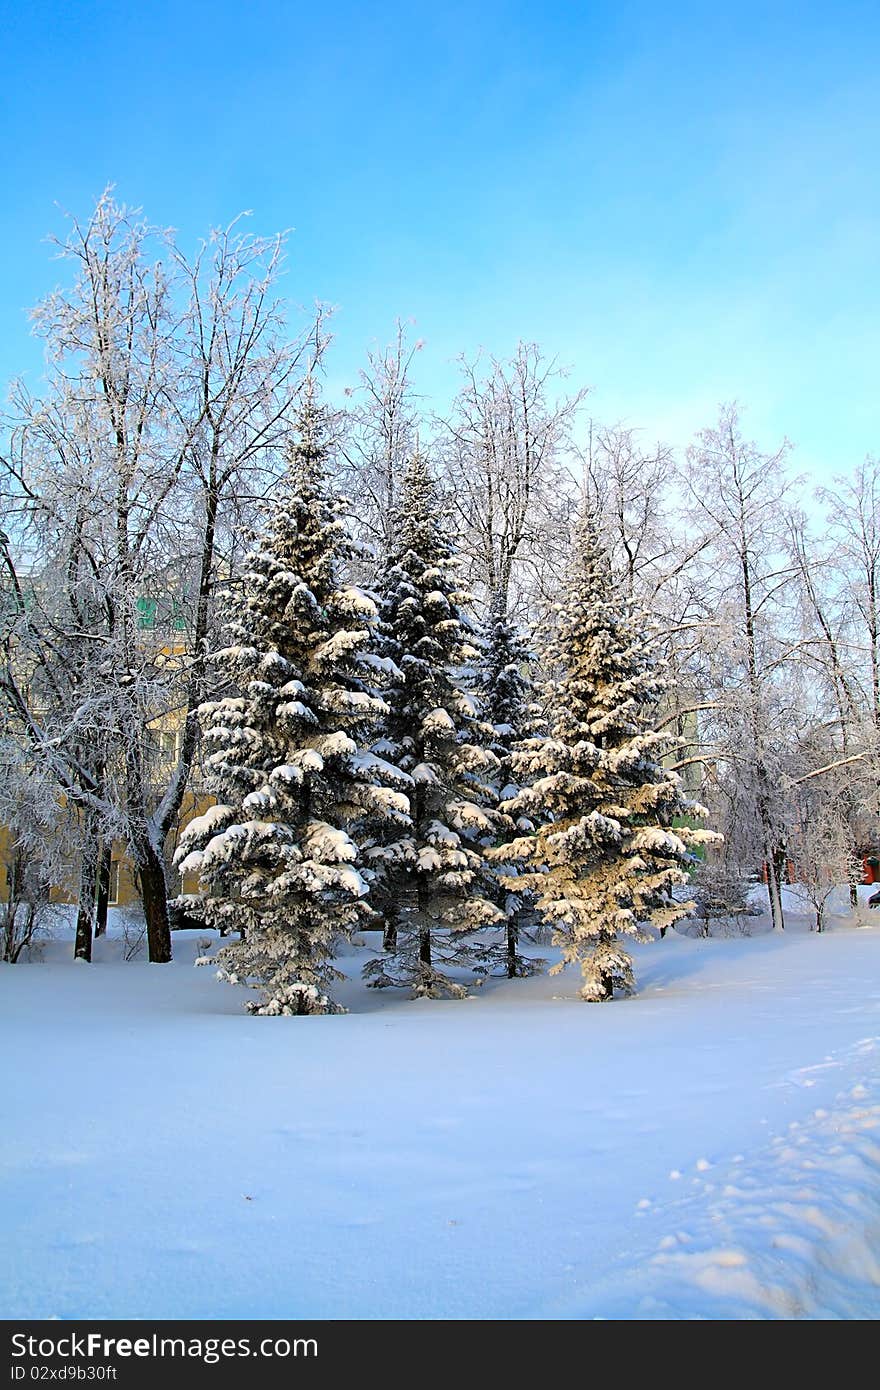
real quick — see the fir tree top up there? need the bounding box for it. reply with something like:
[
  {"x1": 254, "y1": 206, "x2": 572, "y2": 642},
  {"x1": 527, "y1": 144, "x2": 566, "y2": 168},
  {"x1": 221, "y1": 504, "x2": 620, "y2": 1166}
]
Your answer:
[
  {"x1": 548, "y1": 509, "x2": 664, "y2": 752},
  {"x1": 477, "y1": 588, "x2": 534, "y2": 763}
]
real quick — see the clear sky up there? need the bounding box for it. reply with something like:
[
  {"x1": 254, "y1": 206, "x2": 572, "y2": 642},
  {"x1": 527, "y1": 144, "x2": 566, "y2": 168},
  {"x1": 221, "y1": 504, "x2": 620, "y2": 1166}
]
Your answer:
[{"x1": 1, "y1": 0, "x2": 878, "y2": 478}]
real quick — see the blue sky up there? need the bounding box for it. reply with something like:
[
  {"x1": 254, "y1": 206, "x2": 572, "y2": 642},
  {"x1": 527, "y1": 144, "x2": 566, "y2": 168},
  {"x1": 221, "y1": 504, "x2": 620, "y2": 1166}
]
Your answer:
[{"x1": 1, "y1": 0, "x2": 878, "y2": 477}]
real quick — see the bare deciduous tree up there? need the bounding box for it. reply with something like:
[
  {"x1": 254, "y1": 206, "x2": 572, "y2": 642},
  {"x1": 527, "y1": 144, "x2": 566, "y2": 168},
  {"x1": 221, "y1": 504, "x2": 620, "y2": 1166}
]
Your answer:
[
  {"x1": 337, "y1": 320, "x2": 423, "y2": 565},
  {"x1": 438, "y1": 342, "x2": 586, "y2": 620},
  {"x1": 679, "y1": 403, "x2": 798, "y2": 931},
  {"x1": 0, "y1": 190, "x2": 322, "y2": 962}
]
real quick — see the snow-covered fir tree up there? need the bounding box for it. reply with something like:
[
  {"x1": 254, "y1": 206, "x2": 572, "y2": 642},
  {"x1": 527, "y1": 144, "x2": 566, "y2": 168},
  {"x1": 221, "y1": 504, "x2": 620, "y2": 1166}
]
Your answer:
[
  {"x1": 477, "y1": 593, "x2": 534, "y2": 765},
  {"x1": 474, "y1": 592, "x2": 544, "y2": 978},
  {"x1": 364, "y1": 454, "x2": 503, "y2": 997},
  {"x1": 175, "y1": 398, "x2": 411, "y2": 1015},
  {"x1": 490, "y1": 510, "x2": 716, "y2": 1001}
]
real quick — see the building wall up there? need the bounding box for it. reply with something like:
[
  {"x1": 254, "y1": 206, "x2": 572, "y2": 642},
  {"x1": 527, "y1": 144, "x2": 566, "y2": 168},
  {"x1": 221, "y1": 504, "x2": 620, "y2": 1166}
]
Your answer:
[{"x1": 0, "y1": 790, "x2": 212, "y2": 908}]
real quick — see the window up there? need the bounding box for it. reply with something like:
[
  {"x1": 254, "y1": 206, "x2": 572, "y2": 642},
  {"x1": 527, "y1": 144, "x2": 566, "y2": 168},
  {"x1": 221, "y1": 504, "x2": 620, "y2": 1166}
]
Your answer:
[
  {"x1": 136, "y1": 596, "x2": 158, "y2": 629},
  {"x1": 146, "y1": 728, "x2": 178, "y2": 762},
  {"x1": 108, "y1": 862, "x2": 120, "y2": 906}
]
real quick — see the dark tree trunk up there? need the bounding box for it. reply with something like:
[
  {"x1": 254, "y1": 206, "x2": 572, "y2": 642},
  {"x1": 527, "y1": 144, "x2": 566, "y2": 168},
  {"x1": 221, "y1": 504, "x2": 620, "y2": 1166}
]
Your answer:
[
  {"x1": 755, "y1": 775, "x2": 785, "y2": 932},
  {"x1": 134, "y1": 840, "x2": 172, "y2": 963},
  {"x1": 419, "y1": 928, "x2": 431, "y2": 967},
  {"x1": 73, "y1": 903, "x2": 92, "y2": 962},
  {"x1": 383, "y1": 913, "x2": 398, "y2": 953},
  {"x1": 417, "y1": 875, "x2": 431, "y2": 968},
  {"x1": 123, "y1": 706, "x2": 172, "y2": 962},
  {"x1": 772, "y1": 843, "x2": 788, "y2": 892},
  {"x1": 506, "y1": 920, "x2": 518, "y2": 978},
  {"x1": 2, "y1": 856, "x2": 23, "y2": 962},
  {"x1": 94, "y1": 841, "x2": 111, "y2": 937},
  {"x1": 769, "y1": 841, "x2": 788, "y2": 932},
  {"x1": 74, "y1": 843, "x2": 96, "y2": 962},
  {"x1": 11, "y1": 904, "x2": 37, "y2": 963}
]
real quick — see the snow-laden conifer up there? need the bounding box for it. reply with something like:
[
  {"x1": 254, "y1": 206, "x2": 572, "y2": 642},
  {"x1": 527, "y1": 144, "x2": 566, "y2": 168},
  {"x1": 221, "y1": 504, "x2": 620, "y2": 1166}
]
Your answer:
[
  {"x1": 175, "y1": 398, "x2": 411, "y2": 1014},
  {"x1": 364, "y1": 454, "x2": 503, "y2": 997},
  {"x1": 474, "y1": 593, "x2": 544, "y2": 978},
  {"x1": 491, "y1": 510, "x2": 716, "y2": 1000},
  {"x1": 477, "y1": 594, "x2": 534, "y2": 767}
]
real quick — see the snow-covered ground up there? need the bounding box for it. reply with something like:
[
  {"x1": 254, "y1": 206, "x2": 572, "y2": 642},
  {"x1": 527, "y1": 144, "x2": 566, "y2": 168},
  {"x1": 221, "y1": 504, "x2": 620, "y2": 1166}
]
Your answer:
[{"x1": 2, "y1": 892, "x2": 879, "y2": 1320}]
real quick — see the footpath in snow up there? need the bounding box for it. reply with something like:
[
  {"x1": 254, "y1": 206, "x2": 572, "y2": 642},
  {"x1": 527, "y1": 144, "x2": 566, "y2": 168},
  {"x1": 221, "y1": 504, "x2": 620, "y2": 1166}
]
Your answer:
[{"x1": 1, "y1": 906, "x2": 879, "y2": 1320}]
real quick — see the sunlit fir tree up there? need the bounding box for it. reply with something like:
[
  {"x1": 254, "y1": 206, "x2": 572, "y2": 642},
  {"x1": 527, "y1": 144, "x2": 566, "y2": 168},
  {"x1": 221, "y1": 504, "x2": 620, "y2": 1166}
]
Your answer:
[{"x1": 490, "y1": 510, "x2": 715, "y2": 1000}]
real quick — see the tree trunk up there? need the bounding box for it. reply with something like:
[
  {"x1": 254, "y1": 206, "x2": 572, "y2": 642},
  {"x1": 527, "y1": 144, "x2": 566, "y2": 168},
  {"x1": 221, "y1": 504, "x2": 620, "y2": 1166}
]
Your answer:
[
  {"x1": 11, "y1": 903, "x2": 37, "y2": 963},
  {"x1": 740, "y1": 490, "x2": 786, "y2": 935},
  {"x1": 2, "y1": 856, "x2": 21, "y2": 963},
  {"x1": 765, "y1": 853, "x2": 785, "y2": 933},
  {"x1": 383, "y1": 914, "x2": 398, "y2": 953},
  {"x1": 73, "y1": 903, "x2": 92, "y2": 961},
  {"x1": 74, "y1": 842, "x2": 96, "y2": 962},
  {"x1": 506, "y1": 920, "x2": 518, "y2": 978},
  {"x1": 772, "y1": 843, "x2": 789, "y2": 894},
  {"x1": 123, "y1": 701, "x2": 172, "y2": 962},
  {"x1": 417, "y1": 875, "x2": 431, "y2": 968},
  {"x1": 94, "y1": 841, "x2": 111, "y2": 937},
  {"x1": 756, "y1": 775, "x2": 786, "y2": 932},
  {"x1": 134, "y1": 839, "x2": 172, "y2": 963},
  {"x1": 816, "y1": 903, "x2": 825, "y2": 933}
]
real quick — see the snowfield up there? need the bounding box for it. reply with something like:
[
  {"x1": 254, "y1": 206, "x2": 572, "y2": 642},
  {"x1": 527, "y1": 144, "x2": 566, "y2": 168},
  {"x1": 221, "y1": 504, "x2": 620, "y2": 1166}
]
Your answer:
[{"x1": 2, "y1": 893, "x2": 879, "y2": 1321}]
